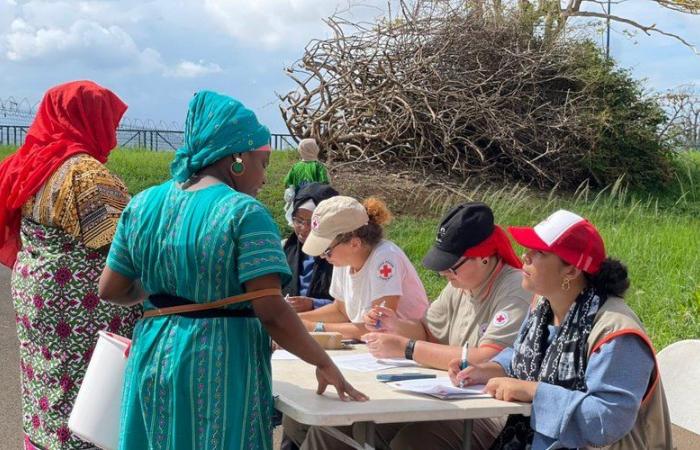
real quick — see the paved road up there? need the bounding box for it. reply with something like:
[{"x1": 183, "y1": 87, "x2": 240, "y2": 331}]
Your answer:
[{"x1": 0, "y1": 267, "x2": 22, "y2": 449}]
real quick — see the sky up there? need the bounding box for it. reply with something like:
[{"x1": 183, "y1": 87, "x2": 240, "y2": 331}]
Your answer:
[{"x1": 1, "y1": 0, "x2": 699, "y2": 133}]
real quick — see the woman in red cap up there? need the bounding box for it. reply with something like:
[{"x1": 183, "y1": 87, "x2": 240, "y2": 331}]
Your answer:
[
  {"x1": 449, "y1": 209, "x2": 672, "y2": 450},
  {"x1": 0, "y1": 81, "x2": 142, "y2": 450}
]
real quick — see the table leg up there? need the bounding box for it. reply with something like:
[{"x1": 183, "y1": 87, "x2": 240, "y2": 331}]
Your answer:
[
  {"x1": 350, "y1": 421, "x2": 376, "y2": 450},
  {"x1": 462, "y1": 419, "x2": 473, "y2": 450},
  {"x1": 318, "y1": 426, "x2": 366, "y2": 450},
  {"x1": 364, "y1": 421, "x2": 376, "y2": 449}
]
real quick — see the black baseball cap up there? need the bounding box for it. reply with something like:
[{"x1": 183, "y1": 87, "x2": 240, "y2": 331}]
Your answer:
[
  {"x1": 292, "y1": 183, "x2": 339, "y2": 213},
  {"x1": 422, "y1": 202, "x2": 495, "y2": 272}
]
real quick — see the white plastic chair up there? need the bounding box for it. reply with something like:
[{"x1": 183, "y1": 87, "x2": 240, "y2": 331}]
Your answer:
[{"x1": 657, "y1": 339, "x2": 700, "y2": 435}]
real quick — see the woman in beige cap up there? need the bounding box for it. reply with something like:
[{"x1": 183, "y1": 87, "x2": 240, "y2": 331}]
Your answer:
[{"x1": 298, "y1": 195, "x2": 429, "y2": 339}]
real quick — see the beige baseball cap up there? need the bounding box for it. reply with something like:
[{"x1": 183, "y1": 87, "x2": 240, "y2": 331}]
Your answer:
[
  {"x1": 298, "y1": 138, "x2": 320, "y2": 161},
  {"x1": 302, "y1": 196, "x2": 369, "y2": 256}
]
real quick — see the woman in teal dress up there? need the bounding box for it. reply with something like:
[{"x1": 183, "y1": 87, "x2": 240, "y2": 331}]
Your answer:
[{"x1": 98, "y1": 91, "x2": 367, "y2": 450}]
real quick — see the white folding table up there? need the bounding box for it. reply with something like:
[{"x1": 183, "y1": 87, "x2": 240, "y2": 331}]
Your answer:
[{"x1": 273, "y1": 346, "x2": 531, "y2": 450}]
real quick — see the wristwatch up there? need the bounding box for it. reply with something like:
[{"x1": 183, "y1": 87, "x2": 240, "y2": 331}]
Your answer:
[
  {"x1": 404, "y1": 339, "x2": 416, "y2": 360},
  {"x1": 313, "y1": 321, "x2": 325, "y2": 332}
]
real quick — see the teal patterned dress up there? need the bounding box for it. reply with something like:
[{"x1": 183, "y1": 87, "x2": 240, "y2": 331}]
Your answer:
[{"x1": 106, "y1": 180, "x2": 291, "y2": 450}]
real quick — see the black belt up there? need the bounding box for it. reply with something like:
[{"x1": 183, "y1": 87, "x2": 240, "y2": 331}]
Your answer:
[{"x1": 148, "y1": 293, "x2": 256, "y2": 319}]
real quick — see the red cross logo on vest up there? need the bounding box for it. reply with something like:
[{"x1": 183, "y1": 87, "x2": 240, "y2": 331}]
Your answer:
[
  {"x1": 492, "y1": 311, "x2": 509, "y2": 328},
  {"x1": 378, "y1": 261, "x2": 394, "y2": 280}
]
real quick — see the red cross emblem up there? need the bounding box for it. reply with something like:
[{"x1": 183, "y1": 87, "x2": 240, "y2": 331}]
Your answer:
[
  {"x1": 311, "y1": 216, "x2": 320, "y2": 230},
  {"x1": 378, "y1": 261, "x2": 394, "y2": 280},
  {"x1": 492, "y1": 311, "x2": 509, "y2": 327}
]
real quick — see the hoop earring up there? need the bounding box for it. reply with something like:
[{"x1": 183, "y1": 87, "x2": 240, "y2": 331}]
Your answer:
[
  {"x1": 231, "y1": 156, "x2": 245, "y2": 176},
  {"x1": 561, "y1": 278, "x2": 571, "y2": 291}
]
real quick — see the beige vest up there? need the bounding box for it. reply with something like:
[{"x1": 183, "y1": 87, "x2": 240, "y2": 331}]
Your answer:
[{"x1": 583, "y1": 296, "x2": 673, "y2": 450}]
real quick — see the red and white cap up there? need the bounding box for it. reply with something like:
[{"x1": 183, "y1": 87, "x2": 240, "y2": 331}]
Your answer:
[{"x1": 508, "y1": 210, "x2": 606, "y2": 274}]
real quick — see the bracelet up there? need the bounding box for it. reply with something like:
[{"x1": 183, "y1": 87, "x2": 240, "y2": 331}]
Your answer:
[
  {"x1": 313, "y1": 321, "x2": 325, "y2": 332},
  {"x1": 404, "y1": 339, "x2": 416, "y2": 360}
]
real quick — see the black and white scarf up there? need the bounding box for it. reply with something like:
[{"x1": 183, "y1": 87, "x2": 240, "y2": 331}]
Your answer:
[{"x1": 489, "y1": 288, "x2": 607, "y2": 450}]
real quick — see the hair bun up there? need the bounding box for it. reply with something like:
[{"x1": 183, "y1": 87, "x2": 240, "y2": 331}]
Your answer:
[
  {"x1": 589, "y1": 258, "x2": 630, "y2": 298},
  {"x1": 362, "y1": 197, "x2": 393, "y2": 226}
]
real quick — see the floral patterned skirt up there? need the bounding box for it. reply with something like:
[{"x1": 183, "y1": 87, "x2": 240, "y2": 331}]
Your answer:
[{"x1": 11, "y1": 220, "x2": 142, "y2": 450}]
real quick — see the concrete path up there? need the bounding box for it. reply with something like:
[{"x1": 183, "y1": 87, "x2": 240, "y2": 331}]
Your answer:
[{"x1": 0, "y1": 267, "x2": 22, "y2": 449}]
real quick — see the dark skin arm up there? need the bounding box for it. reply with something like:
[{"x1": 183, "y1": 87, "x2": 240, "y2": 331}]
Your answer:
[
  {"x1": 99, "y1": 269, "x2": 367, "y2": 401},
  {"x1": 98, "y1": 267, "x2": 148, "y2": 306}
]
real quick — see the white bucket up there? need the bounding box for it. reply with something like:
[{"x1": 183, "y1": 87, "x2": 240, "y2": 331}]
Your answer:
[{"x1": 68, "y1": 330, "x2": 131, "y2": 450}]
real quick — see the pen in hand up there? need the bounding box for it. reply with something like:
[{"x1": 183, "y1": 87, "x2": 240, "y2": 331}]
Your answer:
[
  {"x1": 375, "y1": 300, "x2": 387, "y2": 330},
  {"x1": 459, "y1": 342, "x2": 469, "y2": 388}
]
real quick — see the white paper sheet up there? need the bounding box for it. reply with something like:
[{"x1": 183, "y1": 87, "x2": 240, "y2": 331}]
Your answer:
[
  {"x1": 331, "y1": 353, "x2": 417, "y2": 372},
  {"x1": 388, "y1": 377, "x2": 490, "y2": 399},
  {"x1": 271, "y1": 350, "x2": 300, "y2": 360},
  {"x1": 376, "y1": 357, "x2": 420, "y2": 367}
]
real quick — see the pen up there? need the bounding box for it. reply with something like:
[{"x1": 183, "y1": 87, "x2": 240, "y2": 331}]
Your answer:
[
  {"x1": 459, "y1": 342, "x2": 469, "y2": 388},
  {"x1": 375, "y1": 300, "x2": 387, "y2": 329}
]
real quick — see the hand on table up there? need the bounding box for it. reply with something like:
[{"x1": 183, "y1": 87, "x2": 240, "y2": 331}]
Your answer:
[
  {"x1": 484, "y1": 377, "x2": 538, "y2": 403},
  {"x1": 315, "y1": 362, "x2": 369, "y2": 402},
  {"x1": 361, "y1": 332, "x2": 408, "y2": 359}
]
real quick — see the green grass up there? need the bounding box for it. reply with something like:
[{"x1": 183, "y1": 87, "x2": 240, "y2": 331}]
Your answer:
[{"x1": 2, "y1": 146, "x2": 699, "y2": 349}]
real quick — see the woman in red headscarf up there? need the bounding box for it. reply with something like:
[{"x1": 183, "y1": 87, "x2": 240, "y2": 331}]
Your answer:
[{"x1": 0, "y1": 81, "x2": 141, "y2": 450}]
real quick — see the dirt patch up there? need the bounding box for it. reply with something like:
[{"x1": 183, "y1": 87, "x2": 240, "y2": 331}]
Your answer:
[{"x1": 327, "y1": 160, "x2": 528, "y2": 219}]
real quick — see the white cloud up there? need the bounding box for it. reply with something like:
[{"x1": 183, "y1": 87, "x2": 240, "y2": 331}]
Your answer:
[
  {"x1": 5, "y1": 18, "x2": 162, "y2": 68},
  {"x1": 166, "y1": 60, "x2": 223, "y2": 78},
  {"x1": 4, "y1": 16, "x2": 222, "y2": 78},
  {"x1": 203, "y1": 0, "x2": 387, "y2": 50}
]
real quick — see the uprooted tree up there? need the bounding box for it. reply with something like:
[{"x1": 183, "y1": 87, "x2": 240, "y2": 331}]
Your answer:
[
  {"x1": 280, "y1": 1, "x2": 695, "y2": 189},
  {"x1": 659, "y1": 85, "x2": 700, "y2": 150}
]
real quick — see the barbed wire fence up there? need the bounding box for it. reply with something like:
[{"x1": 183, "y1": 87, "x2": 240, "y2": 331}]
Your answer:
[{"x1": 0, "y1": 95, "x2": 296, "y2": 151}]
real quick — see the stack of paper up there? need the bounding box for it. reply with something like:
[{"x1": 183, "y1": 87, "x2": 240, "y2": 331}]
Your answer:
[{"x1": 388, "y1": 377, "x2": 490, "y2": 399}]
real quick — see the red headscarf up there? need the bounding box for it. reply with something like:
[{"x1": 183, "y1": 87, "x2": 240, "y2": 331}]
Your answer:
[
  {"x1": 0, "y1": 80, "x2": 127, "y2": 267},
  {"x1": 464, "y1": 225, "x2": 523, "y2": 269}
]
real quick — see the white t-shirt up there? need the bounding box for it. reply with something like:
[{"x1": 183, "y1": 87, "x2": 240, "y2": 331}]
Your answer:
[{"x1": 329, "y1": 240, "x2": 429, "y2": 323}]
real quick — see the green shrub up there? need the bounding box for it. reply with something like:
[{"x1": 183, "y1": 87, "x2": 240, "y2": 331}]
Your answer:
[{"x1": 570, "y1": 42, "x2": 674, "y2": 189}]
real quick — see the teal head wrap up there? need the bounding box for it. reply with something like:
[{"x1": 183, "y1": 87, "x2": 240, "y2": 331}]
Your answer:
[{"x1": 170, "y1": 91, "x2": 271, "y2": 182}]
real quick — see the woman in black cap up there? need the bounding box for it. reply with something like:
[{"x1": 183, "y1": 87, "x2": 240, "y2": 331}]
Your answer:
[
  {"x1": 363, "y1": 202, "x2": 530, "y2": 372},
  {"x1": 282, "y1": 183, "x2": 338, "y2": 312}
]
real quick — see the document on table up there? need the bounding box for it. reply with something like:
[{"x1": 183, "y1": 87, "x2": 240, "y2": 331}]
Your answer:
[
  {"x1": 271, "y1": 350, "x2": 300, "y2": 360},
  {"x1": 331, "y1": 353, "x2": 419, "y2": 372},
  {"x1": 388, "y1": 377, "x2": 490, "y2": 399}
]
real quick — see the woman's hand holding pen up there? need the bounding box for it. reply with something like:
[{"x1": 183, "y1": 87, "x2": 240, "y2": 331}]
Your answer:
[
  {"x1": 447, "y1": 359, "x2": 506, "y2": 387},
  {"x1": 363, "y1": 306, "x2": 398, "y2": 332}
]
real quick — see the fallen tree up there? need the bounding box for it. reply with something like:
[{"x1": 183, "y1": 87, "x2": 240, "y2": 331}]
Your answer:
[{"x1": 280, "y1": 1, "x2": 674, "y2": 188}]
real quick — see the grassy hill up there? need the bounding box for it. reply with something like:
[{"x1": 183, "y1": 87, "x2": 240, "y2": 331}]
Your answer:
[{"x1": 2, "y1": 145, "x2": 699, "y2": 349}]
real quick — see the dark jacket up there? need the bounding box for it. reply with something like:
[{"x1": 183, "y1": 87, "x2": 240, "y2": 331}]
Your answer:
[{"x1": 282, "y1": 232, "x2": 333, "y2": 300}]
